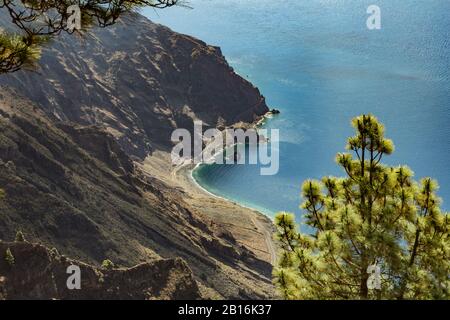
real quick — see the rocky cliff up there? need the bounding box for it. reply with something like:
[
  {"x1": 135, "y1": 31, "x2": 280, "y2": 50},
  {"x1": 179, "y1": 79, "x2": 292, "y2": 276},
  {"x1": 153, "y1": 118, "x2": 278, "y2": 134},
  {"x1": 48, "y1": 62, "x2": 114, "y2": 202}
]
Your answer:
[
  {"x1": 0, "y1": 11, "x2": 269, "y2": 158},
  {"x1": 0, "y1": 12, "x2": 273, "y2": 299}
]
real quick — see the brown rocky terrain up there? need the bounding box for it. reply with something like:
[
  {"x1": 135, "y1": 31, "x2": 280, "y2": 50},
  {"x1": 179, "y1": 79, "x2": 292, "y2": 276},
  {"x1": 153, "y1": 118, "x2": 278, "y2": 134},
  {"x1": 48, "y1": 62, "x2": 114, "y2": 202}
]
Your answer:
[
  {"x1": 0, "y1": 11, "x2": 269, "y2": 158},
  {"x1": 0, "y1": 241, "x2": 201, "y2": 300},
  {"x1": 0, "y1": 12, "x2": 275, "y2": 299}
]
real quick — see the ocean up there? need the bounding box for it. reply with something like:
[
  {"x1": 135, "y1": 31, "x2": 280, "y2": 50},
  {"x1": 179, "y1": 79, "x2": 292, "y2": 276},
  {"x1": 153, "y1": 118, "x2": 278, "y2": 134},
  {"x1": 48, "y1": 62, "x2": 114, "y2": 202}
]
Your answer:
[{"x1": 143, "y1": 0, "x2": 450, "y2": 226}]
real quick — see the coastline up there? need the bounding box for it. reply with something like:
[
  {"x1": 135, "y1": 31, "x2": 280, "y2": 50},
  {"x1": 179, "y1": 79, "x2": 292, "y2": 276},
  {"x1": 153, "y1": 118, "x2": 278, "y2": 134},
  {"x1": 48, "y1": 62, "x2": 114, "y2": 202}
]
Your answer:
[
  {"x1": 189, "y1": 109, "x2": 279, "y2": 218},
  {"x1": 190, "y1": 163, "x2": 275, "y2": 217},
  {"x1": 139, "y1": 150, "x2": 277, "y2": 266}
]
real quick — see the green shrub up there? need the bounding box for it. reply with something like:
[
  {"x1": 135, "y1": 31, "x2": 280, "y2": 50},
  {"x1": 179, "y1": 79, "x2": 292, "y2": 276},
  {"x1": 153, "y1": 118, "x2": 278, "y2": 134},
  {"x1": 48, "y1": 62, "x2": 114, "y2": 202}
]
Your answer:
[
  {"x1": 15, "y1": 231, "x2": 25, "y2": 242},
  {"x1": 5, "y1": 248, "x2": 14, "y2": 266},
  {"x1": 101, "y1": 259, "x2": 115, "y2": 270}
]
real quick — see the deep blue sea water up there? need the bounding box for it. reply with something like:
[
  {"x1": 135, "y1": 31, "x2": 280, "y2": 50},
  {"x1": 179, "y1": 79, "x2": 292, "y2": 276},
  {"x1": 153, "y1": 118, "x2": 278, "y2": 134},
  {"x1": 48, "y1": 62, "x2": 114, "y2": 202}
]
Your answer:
[{"x1": 144, "y1": 0, "x2": 450, "y2": 224}]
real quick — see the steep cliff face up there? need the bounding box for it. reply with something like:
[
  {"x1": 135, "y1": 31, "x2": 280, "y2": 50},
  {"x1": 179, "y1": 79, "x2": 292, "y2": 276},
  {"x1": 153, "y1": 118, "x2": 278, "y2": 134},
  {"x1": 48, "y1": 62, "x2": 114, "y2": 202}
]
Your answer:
[
  {"x1": 0, "y1": 12, "x2": 269, "y2": 157},
  {"x1": 0, "y1": 89, "x2": 272, "y2": 299},
  {"x1": 0, "y1": 12, "x2": 273, "y2": 299}
]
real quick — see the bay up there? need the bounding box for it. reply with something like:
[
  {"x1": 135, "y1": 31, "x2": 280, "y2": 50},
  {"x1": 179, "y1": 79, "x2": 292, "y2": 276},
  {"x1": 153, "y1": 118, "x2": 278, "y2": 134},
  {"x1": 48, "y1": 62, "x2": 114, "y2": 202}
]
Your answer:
[{"x1": 144, "y1": 0, "x2": 450, "y2": 227}]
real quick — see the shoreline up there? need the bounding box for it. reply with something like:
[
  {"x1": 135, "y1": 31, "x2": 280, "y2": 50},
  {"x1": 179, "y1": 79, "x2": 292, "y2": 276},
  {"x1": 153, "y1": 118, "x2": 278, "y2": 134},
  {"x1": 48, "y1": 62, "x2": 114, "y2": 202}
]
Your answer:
[
  {"x1": 141, "y1": 150, "x2": 277, "y2": 265},
  {"x1": 190, "y1": 163, "x2": 275, "y2": 219},
  {"x1": 186, "y1": 163, "x2": 278, "y2": 265},
  {"x1": 188, "y1": 110, "x2": 279, "y2": 219}
]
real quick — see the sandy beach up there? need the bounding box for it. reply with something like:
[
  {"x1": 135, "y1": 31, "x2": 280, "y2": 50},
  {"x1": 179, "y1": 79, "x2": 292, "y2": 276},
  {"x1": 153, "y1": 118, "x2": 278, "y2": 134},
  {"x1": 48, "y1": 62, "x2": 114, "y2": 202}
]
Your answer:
[{"x1": 140, "y1": 150, "x2": 277, "y2": 265}]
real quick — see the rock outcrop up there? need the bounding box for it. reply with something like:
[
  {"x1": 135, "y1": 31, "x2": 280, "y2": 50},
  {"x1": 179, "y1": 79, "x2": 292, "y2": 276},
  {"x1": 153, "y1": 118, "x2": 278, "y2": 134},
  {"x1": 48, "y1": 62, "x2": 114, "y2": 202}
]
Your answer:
[{"x1": 0, "y1": 241, "x2": 202, "y2": 300}]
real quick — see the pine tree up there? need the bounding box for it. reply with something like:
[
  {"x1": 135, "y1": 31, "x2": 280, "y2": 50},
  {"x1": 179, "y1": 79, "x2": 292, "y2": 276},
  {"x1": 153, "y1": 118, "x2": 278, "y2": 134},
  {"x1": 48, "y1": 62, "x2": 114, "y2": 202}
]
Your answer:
[
  {"x1": 0, "y1": 32, "x2": 44, "y2": 73},
  {"x1": 14, "y1": 230, "x2": 25, "y2": 242},
  {"x1": 274, "y1": 114, "x2": 450, "y2": 300},
  {"x1": 5, "y1": 248, "x2": 14, "y2": 266}
]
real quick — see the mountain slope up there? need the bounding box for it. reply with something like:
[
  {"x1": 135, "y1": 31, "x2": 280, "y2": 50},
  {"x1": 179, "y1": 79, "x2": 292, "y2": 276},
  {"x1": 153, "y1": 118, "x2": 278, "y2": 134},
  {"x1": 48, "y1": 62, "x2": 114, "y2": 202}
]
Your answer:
[
  {"x1": 0, "y1": 12, "x2": 274, "y2": 299},
  {"x1": 0, "y1": 88, "x2": 273, "y2": 298},
  {"x1": 0, "y1": 11, "x2": 269, "y2": 158}
]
